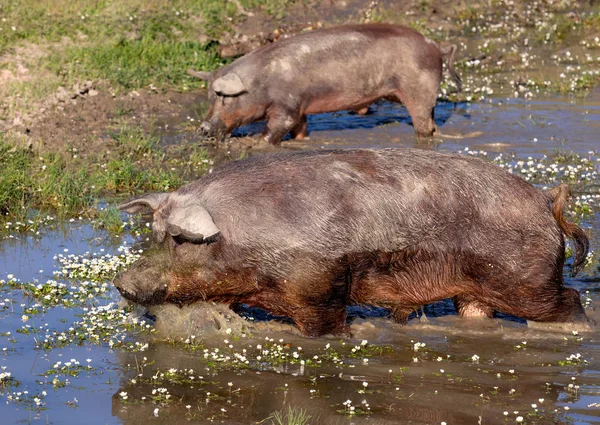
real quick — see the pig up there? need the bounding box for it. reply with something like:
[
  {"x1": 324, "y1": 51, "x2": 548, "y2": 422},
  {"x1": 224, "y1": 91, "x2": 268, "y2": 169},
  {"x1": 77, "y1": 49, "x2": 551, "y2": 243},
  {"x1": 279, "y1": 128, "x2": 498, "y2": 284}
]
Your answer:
[
  {"x1": 114, "y1": 149, "x2": 589, "y2": 336},
  {"x1": 187, "y1": 23, "x2": 462, "y2": 144}
]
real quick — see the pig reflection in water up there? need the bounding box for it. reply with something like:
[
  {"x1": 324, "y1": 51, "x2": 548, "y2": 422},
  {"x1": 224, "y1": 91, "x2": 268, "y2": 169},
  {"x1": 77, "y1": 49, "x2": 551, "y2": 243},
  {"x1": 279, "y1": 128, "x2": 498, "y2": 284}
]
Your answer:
[{"x1": 114, "y1": 149, "x2": 590, "y2": 336}]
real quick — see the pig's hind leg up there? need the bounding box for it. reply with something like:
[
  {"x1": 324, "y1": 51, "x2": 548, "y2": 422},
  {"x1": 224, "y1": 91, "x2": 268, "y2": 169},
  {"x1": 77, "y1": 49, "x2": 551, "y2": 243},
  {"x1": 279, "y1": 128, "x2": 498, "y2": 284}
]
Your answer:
[
  {"x1": 290, "y1": 115, "x2": 308, "y2": 140},
  {"x1": 453, "y1": 295, "x2": 494, "y2": 318},
  {"x1": 477, "y1": 282, "x2": 587, "y2": 324},
  {"x1": 461, "y1": 253, "x2": 588, "y2": 324}
]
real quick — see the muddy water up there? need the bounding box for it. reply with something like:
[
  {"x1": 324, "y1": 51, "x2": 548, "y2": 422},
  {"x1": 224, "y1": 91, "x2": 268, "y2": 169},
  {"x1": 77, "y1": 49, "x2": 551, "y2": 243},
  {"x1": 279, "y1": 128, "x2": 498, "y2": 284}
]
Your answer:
[
  {"x1": 232, "y1": 92, "x2": 600, "y2": 157},
  {"x1": 1, "y1": 92, "x2": 600, "y2": 425}
]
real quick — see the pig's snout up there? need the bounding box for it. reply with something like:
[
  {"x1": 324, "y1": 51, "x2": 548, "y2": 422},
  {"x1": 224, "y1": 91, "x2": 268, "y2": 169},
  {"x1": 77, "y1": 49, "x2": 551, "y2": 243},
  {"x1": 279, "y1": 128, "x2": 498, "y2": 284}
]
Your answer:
[
  {"x1": 113, "y1": 270, "x2": 135, "y2": 299},
  {"x1": 199, "y1": 121, "x2": 212, "y2": 135},
  {"x1": 199, "y1": 119, "x2": 228, "y2": 141},
  {"x1": 113, "y1": 263, "x2": 168, "y2": 306}
]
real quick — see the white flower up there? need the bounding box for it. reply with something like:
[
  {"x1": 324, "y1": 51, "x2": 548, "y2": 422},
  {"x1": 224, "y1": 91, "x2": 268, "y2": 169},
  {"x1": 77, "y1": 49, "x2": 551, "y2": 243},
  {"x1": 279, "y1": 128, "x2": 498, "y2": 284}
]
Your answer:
[
  {"x1": 516, "y1": 416, "x2": 523, "y2": 422},
  {"x1": 471, "y1": 354, "x2": 480, "y2": 362}
]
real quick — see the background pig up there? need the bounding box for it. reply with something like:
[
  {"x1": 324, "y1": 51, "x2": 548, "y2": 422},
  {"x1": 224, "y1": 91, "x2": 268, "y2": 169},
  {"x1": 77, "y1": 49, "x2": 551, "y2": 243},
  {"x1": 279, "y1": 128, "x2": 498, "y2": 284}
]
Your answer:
[
  {"x1": 188, "y1": 24, "x2": 462, "y2": 144},
  {"x1": 115, "y1": 149, "x2": 589, "y2": 336}
]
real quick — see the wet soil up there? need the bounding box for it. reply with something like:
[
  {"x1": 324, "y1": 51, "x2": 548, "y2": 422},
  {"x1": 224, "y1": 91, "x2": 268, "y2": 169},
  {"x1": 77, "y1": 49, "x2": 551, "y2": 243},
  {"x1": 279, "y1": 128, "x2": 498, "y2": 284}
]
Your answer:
[{"x1": 18, "y1": 86, "x2": 203, "y2": 157}]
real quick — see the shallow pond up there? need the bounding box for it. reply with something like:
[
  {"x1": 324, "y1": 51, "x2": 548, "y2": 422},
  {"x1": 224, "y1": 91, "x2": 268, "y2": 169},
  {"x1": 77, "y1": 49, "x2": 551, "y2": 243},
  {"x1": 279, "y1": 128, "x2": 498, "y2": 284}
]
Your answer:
[{"x1": 1, "y1": 90, "x2": 600, "y2": 425}]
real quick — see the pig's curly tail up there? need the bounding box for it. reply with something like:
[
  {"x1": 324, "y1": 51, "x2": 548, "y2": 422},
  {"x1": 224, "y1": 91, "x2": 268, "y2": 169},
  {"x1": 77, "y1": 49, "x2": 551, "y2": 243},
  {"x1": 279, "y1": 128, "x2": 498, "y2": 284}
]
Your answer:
[{"x1": 546, "y1": 184, "x2": 589, "y2": 276}]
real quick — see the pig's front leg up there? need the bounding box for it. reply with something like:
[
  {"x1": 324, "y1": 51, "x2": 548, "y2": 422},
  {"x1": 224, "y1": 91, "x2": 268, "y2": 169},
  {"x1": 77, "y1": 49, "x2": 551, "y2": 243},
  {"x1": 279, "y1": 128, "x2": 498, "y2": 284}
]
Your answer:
[{"x1": 262, "y1": 108, "x2": 300, "y2": 145}]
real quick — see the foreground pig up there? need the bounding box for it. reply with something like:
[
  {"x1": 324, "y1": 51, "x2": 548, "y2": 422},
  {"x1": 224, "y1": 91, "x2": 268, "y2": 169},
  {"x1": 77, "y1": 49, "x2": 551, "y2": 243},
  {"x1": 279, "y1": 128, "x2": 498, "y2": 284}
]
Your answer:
[
  {"x1": 188, "y1": 23, "x2": 462, "y2": 144},
  {"x1": 115, "y1": 149, "x2": 589, "y2": 336}
]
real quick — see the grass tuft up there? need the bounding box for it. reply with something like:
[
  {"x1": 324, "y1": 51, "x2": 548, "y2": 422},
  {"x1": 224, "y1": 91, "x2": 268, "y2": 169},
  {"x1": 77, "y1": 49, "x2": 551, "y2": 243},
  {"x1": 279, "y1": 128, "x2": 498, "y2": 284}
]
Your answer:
[
  {"x1": 0, "y1": 128, "x2": 200, "y2": 232},
  {"x1": 267, "y1": 406, "x2": 311, "y2": 425}
]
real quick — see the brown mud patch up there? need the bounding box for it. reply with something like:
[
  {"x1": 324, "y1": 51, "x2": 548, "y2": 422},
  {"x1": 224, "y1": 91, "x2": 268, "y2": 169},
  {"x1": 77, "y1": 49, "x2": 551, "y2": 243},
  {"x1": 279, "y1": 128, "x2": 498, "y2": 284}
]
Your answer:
[{"x1": 9, "y1": 85, "x2": 204, "y2": 157}]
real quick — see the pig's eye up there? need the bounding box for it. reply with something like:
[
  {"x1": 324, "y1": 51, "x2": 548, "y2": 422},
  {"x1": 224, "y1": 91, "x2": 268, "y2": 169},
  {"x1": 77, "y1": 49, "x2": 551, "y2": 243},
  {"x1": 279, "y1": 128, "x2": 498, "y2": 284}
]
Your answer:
[
  {"x1": 172, "y1": 234, "x2": 205, "y2": 246},
  {"x1": 171, "y1": 233, "x2": 219, "y2": 249}
]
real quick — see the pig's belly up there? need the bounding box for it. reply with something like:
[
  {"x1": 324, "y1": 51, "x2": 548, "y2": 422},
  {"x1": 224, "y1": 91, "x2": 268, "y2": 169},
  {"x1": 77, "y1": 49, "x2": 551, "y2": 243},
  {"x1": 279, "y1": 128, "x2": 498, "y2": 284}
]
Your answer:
[{"x1": 303, "y1": 92, "x2": 388, "y2": 115}]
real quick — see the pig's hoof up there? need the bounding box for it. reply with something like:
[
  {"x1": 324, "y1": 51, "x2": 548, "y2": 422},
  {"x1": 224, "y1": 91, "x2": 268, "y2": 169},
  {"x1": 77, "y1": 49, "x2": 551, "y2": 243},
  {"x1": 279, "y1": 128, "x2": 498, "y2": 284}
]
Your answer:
[{"x1": 419, "y1": 307, "x2": 429, "y2": 323}]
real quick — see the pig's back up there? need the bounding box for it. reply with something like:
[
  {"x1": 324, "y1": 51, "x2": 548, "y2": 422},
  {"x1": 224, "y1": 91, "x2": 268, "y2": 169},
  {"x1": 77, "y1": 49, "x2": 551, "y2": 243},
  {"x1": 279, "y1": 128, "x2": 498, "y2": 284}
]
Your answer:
[
  {"x1": 179, "y1": 149, "x2": 560, "y2": 265},
  {"x1": 226, "y1": 24, "x2": 441, "y2": 95}
]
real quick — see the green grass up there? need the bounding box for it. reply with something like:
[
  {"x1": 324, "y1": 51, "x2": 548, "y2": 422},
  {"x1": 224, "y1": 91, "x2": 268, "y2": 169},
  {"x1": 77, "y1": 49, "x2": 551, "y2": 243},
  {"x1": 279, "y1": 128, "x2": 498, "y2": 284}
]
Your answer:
[
  {"x1": 0, "y1": 0, "x2": 296, "y2": 93},
  {"x1": 0, "y1": 0, "x2": 280, "y2": 120},
  {"x1": 92, "y1": 206, "x2": 125, "y2": 234},
  {"x1": 99, "y1": 157, "x2": 183, "y2": 193},
  {"x1": 0, "y1": 127, "x2": 204, "y2": 231},
  {"x1": 36, "y1": 154, "x2": 96, "y2": 213},
  {"x1": 1, "y1": 1, "x2": 235, "y2": 52},
  {"x1": 266, "y1": 406, "x2": 311, "y2": 425},
  {"x1": 0, "y1": 138, "x2": 35, "y2": 219},
  {"x1": 109, "y1": 125, "x2": 159, "y2": 156},
  {"x1": 46, "y1": 37, "x2": 223, "y2": 91}
]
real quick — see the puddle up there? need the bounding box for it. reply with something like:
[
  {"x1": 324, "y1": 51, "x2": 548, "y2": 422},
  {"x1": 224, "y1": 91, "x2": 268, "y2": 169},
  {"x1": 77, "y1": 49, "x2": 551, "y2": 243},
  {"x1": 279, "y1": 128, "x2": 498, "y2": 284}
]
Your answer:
[
  {"x1": 1, "y1": 91, "x2": 600, "y2": 424},
  {"x1": 228, "y1": 93, "x2": 600, "y2": 159}
]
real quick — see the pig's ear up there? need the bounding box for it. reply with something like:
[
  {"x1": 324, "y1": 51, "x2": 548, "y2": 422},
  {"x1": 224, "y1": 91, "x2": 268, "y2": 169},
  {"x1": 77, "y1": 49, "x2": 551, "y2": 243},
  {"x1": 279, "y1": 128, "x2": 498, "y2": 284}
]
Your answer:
[
  {"x1": 212, "y1": 73, "x2": 246, "y2": 96},
  {"x1": 166, "y1": 205, "x2": 220, "y2": 242},
  {"x1": 118, "y1": 193, "x2": 168, "y2": 214},
  {"x1": 187, "y1": 69, "x2": 212, "y2": 81}
]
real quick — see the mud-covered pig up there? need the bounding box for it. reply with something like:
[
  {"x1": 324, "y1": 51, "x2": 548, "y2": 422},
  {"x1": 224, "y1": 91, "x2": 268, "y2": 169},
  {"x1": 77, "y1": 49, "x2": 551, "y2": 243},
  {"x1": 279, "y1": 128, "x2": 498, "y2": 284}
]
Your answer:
[
  {"x1": 115, "y1": 149, "x2": 589, "y2": 336},
  {"x1": 188, "y1": 24, "x2": 462, "y2": 144}
]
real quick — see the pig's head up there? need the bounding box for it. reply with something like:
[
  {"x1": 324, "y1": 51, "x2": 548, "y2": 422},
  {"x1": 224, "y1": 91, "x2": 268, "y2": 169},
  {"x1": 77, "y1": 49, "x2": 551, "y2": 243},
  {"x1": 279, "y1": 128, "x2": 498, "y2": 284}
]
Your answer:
[
  {"x1": 113, "y1": 192, "x2": 221, "y2": 306},
  {"x1": 188, "y1": 69, "x2": 266, "y2": 139}
]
